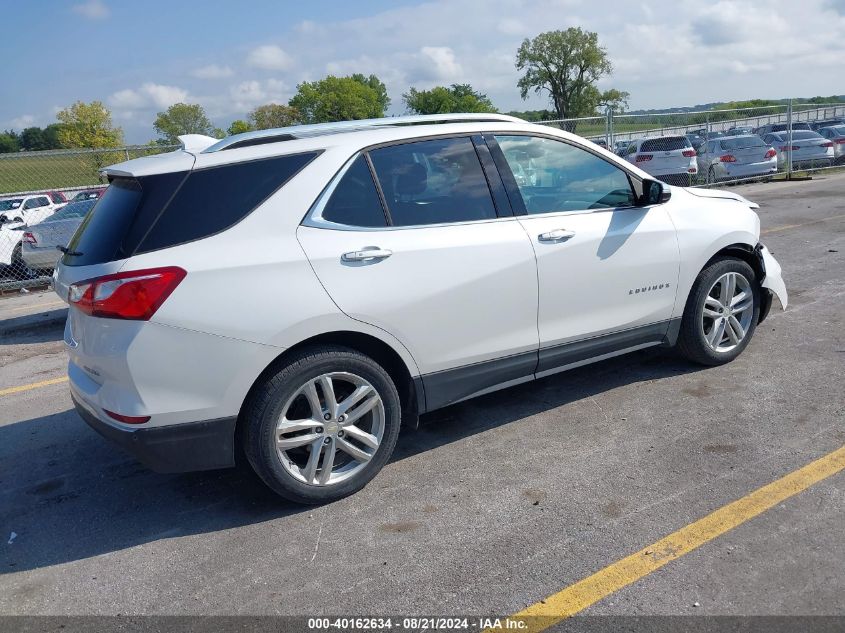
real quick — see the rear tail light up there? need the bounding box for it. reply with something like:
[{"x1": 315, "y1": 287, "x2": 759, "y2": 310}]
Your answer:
[
  {"x1": 821, "y1": 141, "x2": 834, "y2": 148},
  {"x1": 68, "y1": 266, "x2": 186, "y2": 320},
  {"x1": 764, "y1": 148, "x2": 777, "y2": 159},
  {"x1": 104, "y1": 409, "x2": 150, "y2": 425},
  {"x1": 682, "y1": 150, "x2": 696, "y2": 157},
  {"x1": 22, "y1": 232, "x2": 37, "y2": 244},
  {"x1": 719, "y1": 155, "x2": 737, "y2": 163},
  {"x1": 834, "y1": 139, "x2": 845, "y2": 145},
  {"x1": 635, "y1": 154, "x2": 653, "y2": 162}
]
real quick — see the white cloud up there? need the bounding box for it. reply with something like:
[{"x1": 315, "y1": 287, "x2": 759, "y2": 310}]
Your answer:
[
  {"x1": 108, "y1": 83, "x2": 190, "y2": 111},
  {"x1": 246, "y1": 45, "x2": 293, "y2": 71},
  {"x1": 416, "y1": 47, "x2": 463, "y2": 82},
  {"x1": 192, "y1": 64, "x2": 234, "y2": 80},
  {"x1": 228, "y1": 79, "x2": 289, "y2": 111},
  {"x1": 72, "y1": 0, "x2": 109, "y2": 20},
  {"x1": 9, "y1": 114, "x2": 36, "y2": 130}
]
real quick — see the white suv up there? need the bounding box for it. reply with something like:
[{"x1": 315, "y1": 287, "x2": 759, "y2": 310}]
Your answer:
[
  {"x1": 623, "y1": 135, "x2": 698, "y2": 185},
  {"x1": 53, "y1": 114, "x2": 787, "y2": 504}
]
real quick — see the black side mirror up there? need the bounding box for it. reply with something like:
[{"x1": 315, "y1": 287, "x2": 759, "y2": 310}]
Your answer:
[{"x1": 640, "y1": 179, "x2": 671, "y2": 206}]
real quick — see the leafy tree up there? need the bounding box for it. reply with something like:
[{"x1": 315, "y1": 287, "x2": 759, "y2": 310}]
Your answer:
[
  {"x1": 351, "y1": 73, "x2": 390, "y2": 112},
  {"x1": 597, "y1": 88, "x2": 630, "y2": 113},
  {"x1": 0, "y1": 131, "x2": 19, "y2": 153},
  {"x1": 227, "y1": 119, "x2": 253, "y2": 135},
  {"x1": 403, "y1": 84, "x2": 497, "y2": 114},
  {"x1": 248, "y1": 103, "x2": 300, "y2": 129},
  {"x1": 516, "y1": 29, "x2": 623, "y2": 129},
  {"x1": 153, "y1": 103, "x2": 218, "y2": 144},
  {"x1": 289, "y1": 75, "x2": 386, "y2": 124},
  {"x1": 56, "y1": 101, "x2": 123, "y2": 148},
  {"x1": 506, "y1": 109, "x2": 556, "y2": 122},
  {"x1": 42, "y1": 124, "x2": 65, "y2": 149},
  {"x1": 20, "y1": 127, "x2": 46, "y2": 151}
]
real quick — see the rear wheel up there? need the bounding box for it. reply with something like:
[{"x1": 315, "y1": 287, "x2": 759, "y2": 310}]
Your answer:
[
  {"x1": 243, "y1": 345, "x2": 401, "y2": 504},
  {"x1": 677, "y1": 257, "x2": 760, "y2": 366},
  {"x1": 11, "y1": 244, "x2": 36, "y2": 281}
]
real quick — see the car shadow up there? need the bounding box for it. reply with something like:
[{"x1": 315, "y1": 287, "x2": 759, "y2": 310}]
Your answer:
[
  {"x1": 0, "y1": 347, "x2": 703, "y2": 574},
  {"x1": 0, "y1": 318, "x2": 66, "y2": 345}
]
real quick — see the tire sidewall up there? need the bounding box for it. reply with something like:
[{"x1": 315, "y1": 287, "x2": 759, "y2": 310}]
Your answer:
[{"x1": 247, "y1": 349, "x2": 401, "y2": 504}]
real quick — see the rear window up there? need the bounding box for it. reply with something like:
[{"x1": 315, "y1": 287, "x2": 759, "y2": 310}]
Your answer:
[
  {"x1": 791, "y1": 131, "x2": 821, "y2": 140},
  {"x1": 719, "y1": 136, "x2": 766, "y2": 150},
  {"x1": 63, "y1": 151, "x2": 319, "y2": 266},
  {"x1": 639, "y1": 137, "x2": 690, "y2": 152}
]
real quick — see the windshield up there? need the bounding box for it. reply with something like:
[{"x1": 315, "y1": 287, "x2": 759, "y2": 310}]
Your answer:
[
  {"x1": 45, "y1": 199, "x2": 96, "y2": 221},
  {"x1": 0, "y1": 199, "x2": 24, "y2": 211},
  {"x1": 720, "y1": 136, "x2": 766, "y2": 150},
  {"x1": 827, "y1": 126, "x2": 845, "y2": 135}
]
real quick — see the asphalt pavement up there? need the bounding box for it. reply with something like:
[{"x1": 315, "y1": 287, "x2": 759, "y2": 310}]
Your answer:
[{"x1": 0, "y1": 173, "x2": 843, "y2": 620}]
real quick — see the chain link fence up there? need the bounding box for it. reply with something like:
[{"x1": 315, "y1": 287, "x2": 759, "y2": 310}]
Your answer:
[
  {"x1": 0, "y1": 145, "x2": 177, "y2": 294},
  {"x1": 1, "y1": 104, "x2": 844, "y2": 294},
  {"x1": 538, "y1": 101, "x2": 845, "y2": 187}
]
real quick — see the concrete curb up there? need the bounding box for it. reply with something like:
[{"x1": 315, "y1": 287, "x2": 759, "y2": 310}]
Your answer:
[{"x1": 0, "y1": 308, "x2": 67, "y2": 337}]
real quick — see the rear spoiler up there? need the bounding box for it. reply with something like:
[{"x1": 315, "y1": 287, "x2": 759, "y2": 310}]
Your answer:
[{"x1": 178, "y1": 134, "x2": 221, "y2": 153}]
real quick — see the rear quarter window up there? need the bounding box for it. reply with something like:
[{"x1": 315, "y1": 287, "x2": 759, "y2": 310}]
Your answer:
[{"x1": 63, "y1": 151, "x2": 319, "y2": 266}]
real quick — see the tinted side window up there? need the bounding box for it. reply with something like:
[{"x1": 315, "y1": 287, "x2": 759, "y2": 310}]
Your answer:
[
  {"x1": 321, "y1": 155, "x2": 387, "y2": 227},
  {"x1": 494, "y1": 135, "x2": 636, "y2": 214},
  {"x1": 137, "y1": 152, "x2": 319, "y2": 253},
  {"x1": 368, "y1": 137, "x2": 497, "y2": 227}
]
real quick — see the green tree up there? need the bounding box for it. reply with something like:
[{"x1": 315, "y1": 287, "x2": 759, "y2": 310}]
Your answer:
[
  {"x1": 516, "y1": 28, "x2": 622, "y2": 130},
  {"x1": 20, "y1": 127, "x2": 46, "y2": 151},
  {"x1": 227, "y1": 119, "x2": 253, "y2": 135},
  {"x1": 42, "y1": 123, "x2": 65, "y2": 149},
  {"x1": 56, "y1": 100, "x2": 123, "y2": 148},
  {"x1": 248, "y1": 103, "x2": 300, "y2": 129},
  {"x1": 289, "y1": 75, "x2": 386, "y2": 124},
  {"x1": 351, "y1": 73, "x2": 390, "y2": 112},
  {"x1": 153, "y1": 103, "x2": 218, "y2": 144},
  {"x1": 403, "y1": 84, "x2": 497, "y2": 114},
  {"x1": 0, "y1": 131, "x2": 19, "y2": 153}
]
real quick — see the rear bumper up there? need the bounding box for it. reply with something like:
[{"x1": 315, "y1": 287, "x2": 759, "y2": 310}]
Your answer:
[{"x1": 72, "y1": 394, "x2": 237, "y2": 473}]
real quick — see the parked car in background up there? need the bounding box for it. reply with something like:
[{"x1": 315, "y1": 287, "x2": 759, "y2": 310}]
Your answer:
[
  {"x1": 754, "y1": 122, "x2": 812, "y2": 136},
  {"x1": 686, "y1": 133, "x2": 705, "y2": 150},
  {"x1": 726, "y1": 126, "x2": 755, "y2": 136},
  {"x1": 623, "y1": 135, "x2": 698, "y2": 185},
  {"x1": 696, "y1": 135, "x2": 777, "y2": 183},
  {"x1": 762, "y1": 131, "x2": 834, "y2": 169},
  {"x1": 0, "y1": 194, "x2": 59, "y2": 225},
  {"x1": 21, "y1": 199, "x2": 96, "y2": 272},
  {"x1": 591, "y1": 138, "x2": 608, "y2": 149},
  {"x1": 47, "y1": 191, "x2": 69, "y2": 205},
  {"x1": 817, "y1": 125, "x2": 845, "y2": 163},
  {"x1": 810, "y1": 119, "x2": 845, "y2": 132},
  {"x1": 614, "y1": 140, "x2": 631, "y2": 156},
  {"x1": 70, "y1": 187, "x2": 107, "y2": 202}
]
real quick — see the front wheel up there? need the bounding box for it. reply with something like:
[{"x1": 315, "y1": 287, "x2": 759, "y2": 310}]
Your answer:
[
  {"x1": 677, "y1": 257, "x2": 760, "y2": 366},
  {"x1": 243, "y1": 345, "x2": 401, "y2": 504}
]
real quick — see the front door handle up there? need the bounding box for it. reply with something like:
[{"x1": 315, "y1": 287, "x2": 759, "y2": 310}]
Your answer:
[
  {"x1": 538, "y1": 229, "x2": 576, "y2": 242},
  {"x1": 341, "y1": 248, "x2": 393, "y2": 262}
]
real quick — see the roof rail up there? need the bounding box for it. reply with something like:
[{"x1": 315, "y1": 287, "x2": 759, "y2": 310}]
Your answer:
[{"x1": 203, "y1": 113, "x2": 526, "y2": 152}]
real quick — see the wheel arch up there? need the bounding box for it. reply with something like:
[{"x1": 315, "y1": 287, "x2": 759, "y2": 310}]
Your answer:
[{"x1": 235, "y1": 330, "x2": 423, "y2": 456}]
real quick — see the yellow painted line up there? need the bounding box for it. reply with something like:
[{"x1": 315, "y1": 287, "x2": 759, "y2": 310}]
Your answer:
[
  {"x1": 506, "y1": 443, "x2": 845, "y2": 633},
  {"x1": 0, "y1": 376, "x2": 68, "y2": 397},
  {"x1": 762, "y1": 213, "x2": 845, "y2": 235}
]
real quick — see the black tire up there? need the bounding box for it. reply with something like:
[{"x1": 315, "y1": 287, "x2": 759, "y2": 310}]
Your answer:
[
  {"x1": 243, "y1": 345, "x2": 401, "y2": 504},
  {"x1": 676, "y1": 257, "x2": 761, "y2": 366},
  {"x1": 706, "y1": 167, "x2": 718, "y2": 185},
  {"x1": 11, "y1": 244, "x2": 35, "y2": 281}
]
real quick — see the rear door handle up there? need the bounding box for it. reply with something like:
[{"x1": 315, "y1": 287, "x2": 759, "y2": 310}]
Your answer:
[
  {"x1": 341, "y1": 248, "x2": 393, "y2": 262},
  {"x1": 538, "y1": 229, "x2": 576, "y2": 242}
]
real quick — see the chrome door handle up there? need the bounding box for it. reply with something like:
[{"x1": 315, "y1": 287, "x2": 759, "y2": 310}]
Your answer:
[
  {"x1": 538, "y1": 229, "x2": 575, "y2": 242},
  {"x1": 341, "y1": 248, "x2": 393, "y2": 262}
]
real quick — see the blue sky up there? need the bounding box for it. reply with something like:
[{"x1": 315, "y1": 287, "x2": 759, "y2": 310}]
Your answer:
[{"x1": 2, "y1": 0, "x2": 844, "y2": 143}]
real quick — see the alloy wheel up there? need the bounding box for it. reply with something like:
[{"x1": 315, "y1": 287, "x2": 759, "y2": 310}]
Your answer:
[
  {"x1": 275, "y1": 372, "x2": 385, "y2": 486},
  {"x1": 701, "y1": 272, "x2": 754, "y2": 352}
]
